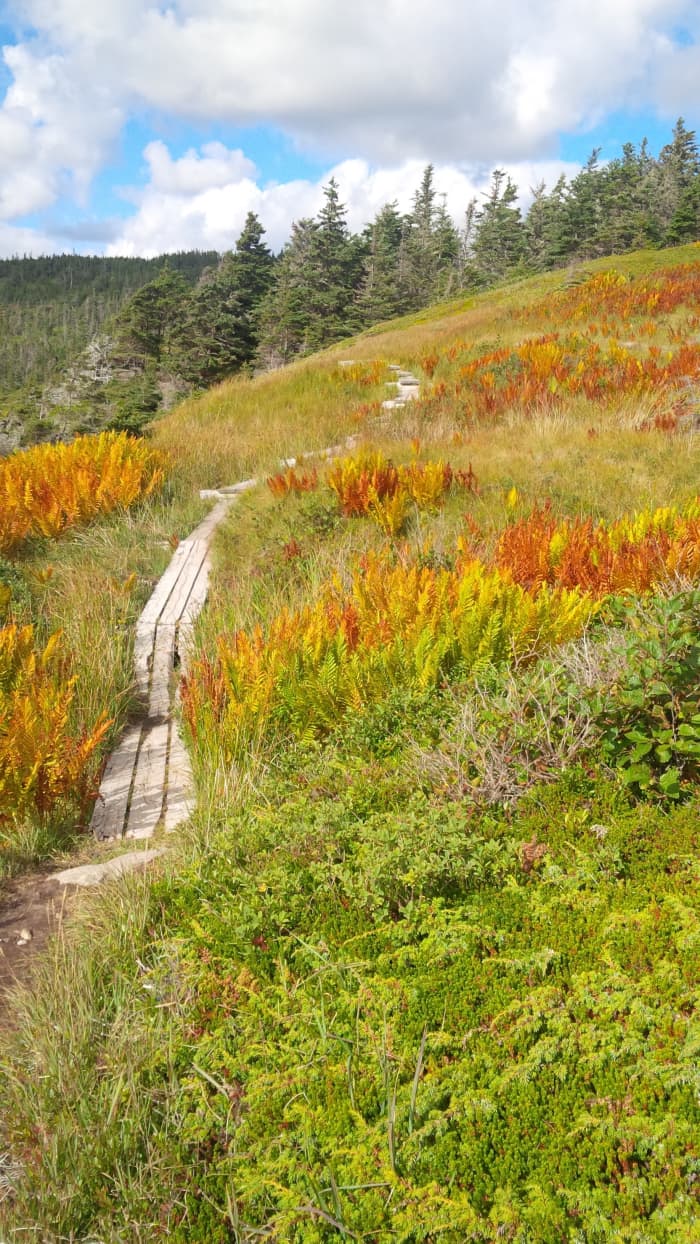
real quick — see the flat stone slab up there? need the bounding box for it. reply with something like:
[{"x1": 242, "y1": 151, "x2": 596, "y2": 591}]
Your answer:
[
  {"x1": 218, "y1": 478, "x2": 258, "y2": 495},
  {"x1": 380, "y1": 368, "x2": 420, "y2": 411},
  {"x1": 199, "y1": 479, "x2": 258, "y2": 500},
  {"x1": 51, "y1": 849, "x2": 165, "y2": 888}
]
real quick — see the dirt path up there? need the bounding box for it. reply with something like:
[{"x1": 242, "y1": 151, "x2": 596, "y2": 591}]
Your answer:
[{"x1": 0, "y1": 871, "x2": 64, "y2": 999}]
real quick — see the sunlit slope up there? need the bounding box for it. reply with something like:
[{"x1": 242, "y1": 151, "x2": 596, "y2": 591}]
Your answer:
[
  {"x1": 153, "y1": 242, "x2": 700, "y2": 490},
  {"x1": 153, "y1": 242, "x2": 700, "y2": 522}
]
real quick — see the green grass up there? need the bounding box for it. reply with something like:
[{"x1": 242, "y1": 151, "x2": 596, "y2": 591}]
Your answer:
[{"x1": 152, "y1": 359, "x2": 391, "y2": 489}]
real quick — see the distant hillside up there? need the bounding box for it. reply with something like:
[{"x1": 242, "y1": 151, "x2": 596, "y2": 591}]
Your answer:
[{"x1": 0, "y1": 251, "x2": 217, "y2": 397}]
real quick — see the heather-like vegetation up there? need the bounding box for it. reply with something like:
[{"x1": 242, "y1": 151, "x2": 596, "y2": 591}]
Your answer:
[{"x1": 3, "y1": 245, "x2": 700, "y2": 1240}]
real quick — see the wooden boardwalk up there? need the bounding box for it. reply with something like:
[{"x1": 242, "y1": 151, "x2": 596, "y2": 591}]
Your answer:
[
  {"x1": 90, "y1": 365, "x2": 420, "y2": 841},
  {"x1": 90, "y1": 485, "x2": 256, "y2": 840}
]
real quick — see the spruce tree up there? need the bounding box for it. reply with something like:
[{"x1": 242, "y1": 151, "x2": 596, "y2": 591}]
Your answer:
[
  {"x1": 633, "y1": 137, "x2": 666, "y2": 248},
  {"x1": 457, "y1": 200, "x2": 481, "y2": 288},
  {"x1": 305, "y1": 177, "x2": 361, "y2": 349},
  {"x1": 165, "y1": 268, "x2": 247, "y2": 386},
  {"x1": 256, "y1": 219, "x2": 318, "y2": 367},
  {"x1": 586, "y1": 143, "x2": 663, "y2": 255},
  {"x1": 165, "y1": 213, "x2": 274, "y2": 384},
  {"x1": 561, "y1": 150, "x2": 605, "y2": 259},
  {"x1": 523, "y1": 178, "x2": 570, "y2": 270},
  {"x1": 432, "y1": 196, "x2": 460, "y2": 298},
  {"x1": 661, "y1": 120, "x2": 700, "y2": 244},
  {"x1": 471, "y1": 170, "x2": 525, "y2": 281},
  {"x1": 217, "y1": 212, "x2": 274, "y2": 361},
  {"x1": 114, "y1": 265, "x2": 189, "y2": 366},
  {"x1": 401, "y1": 166, "x2": 460, "y2": 308},
  {"x1": 666, "y1": 182, "x2": 700, "y2": 245},
  {"x1": 356, "y1": 202, "x2": 405, "y2": 325},
  {"x1": 403, "y1": 165, "x2": 439, "y2": 308},
  {"x1": 660, "y1": 119, "x2": 700, "y2": 191}
]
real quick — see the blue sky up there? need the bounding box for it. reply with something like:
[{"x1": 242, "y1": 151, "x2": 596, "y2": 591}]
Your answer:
[{"x1": 0, "y1": 1, "x2": 698, "y2": 257}]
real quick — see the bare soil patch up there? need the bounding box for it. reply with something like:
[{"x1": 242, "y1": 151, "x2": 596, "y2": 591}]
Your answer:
[{"x1": 0, "y1": 870, "x2": 70, "y2": 1007}]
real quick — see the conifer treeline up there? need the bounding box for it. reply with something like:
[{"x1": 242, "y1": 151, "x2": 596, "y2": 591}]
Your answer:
[{"x1": 113, "y1": 119, "x2": 700, "y2": 386}]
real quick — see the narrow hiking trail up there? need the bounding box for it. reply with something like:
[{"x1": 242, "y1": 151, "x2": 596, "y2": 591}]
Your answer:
[
  {"x1": 0, "y1": 364, "x2": 420, "y2": 997},
  {"x1": 89, "y1": 362, "x2": 420, "y2": 844}
]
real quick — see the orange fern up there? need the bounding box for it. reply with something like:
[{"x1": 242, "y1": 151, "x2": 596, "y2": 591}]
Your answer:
[
  {"x1": 0, "y1": 432, "x2": 165, "y2": 554},
  {"x1": 0, "y1": 624, "x2": 111, "y2": 829}
]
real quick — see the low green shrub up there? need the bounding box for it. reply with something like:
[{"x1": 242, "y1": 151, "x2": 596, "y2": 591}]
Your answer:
[
  {"x1": 592, "y1": 591, "x2": 700, "y2": 801},
  {"x1": 4, "y1": 759, "x2": 700, "y2": 1241}
]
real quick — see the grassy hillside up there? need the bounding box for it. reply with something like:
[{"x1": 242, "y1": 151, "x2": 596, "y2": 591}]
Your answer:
[{"x1": 3, "y1": 244, "x2": 700, "y2": 1239}]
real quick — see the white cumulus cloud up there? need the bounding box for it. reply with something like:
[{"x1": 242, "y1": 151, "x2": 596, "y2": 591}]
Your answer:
[{"x1": 0, "y1": 0, "x2": 697, "y2": 251}]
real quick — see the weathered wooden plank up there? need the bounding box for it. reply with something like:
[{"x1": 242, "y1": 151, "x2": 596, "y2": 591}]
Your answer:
[
  {"x1": 148, "y1": 624, "x2": 176, "y2": 718},
  {"x1": 159, "y1": 540, "x2": 209, "y2": 626},
  {"x1": 179, "y1": 554, "x2": 210, "y2": 627},
  {"x1": 163, "y1": 791, "x2": 193, "y2": 833},
  {"x1": 139, "y1": 541, "x2": 192, "y2": 627},
  {"x1": 164, "y1": 725, "x2": 194, "y2": 832},
  {"x1": 175, "y1": 548, "x2": 214, "y2": 676},
  {"x1": 219, "y1": 477, "x2": 258, "y2": 496},
  {"x1": 133, "y1": 621, "x2": 157, "y2": 700},
  {"x1": 90, "y1": 724, "x2": 142, "y2": 840},
  {"x1": 177, "y1": 619, "x2": 195, "y2": 675},
  {"x1": 188, "y1": 502, "x2": 227, "y2": 543},
  {"x1": 142, "y1": 497, "x2": 230, "y2": 631},
  {"x1": 125, "y1": 720, "x2": 169, "y2": 839},
  {"x1": 168, "y1": 719, "x2": 192, "y2": 775}
]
